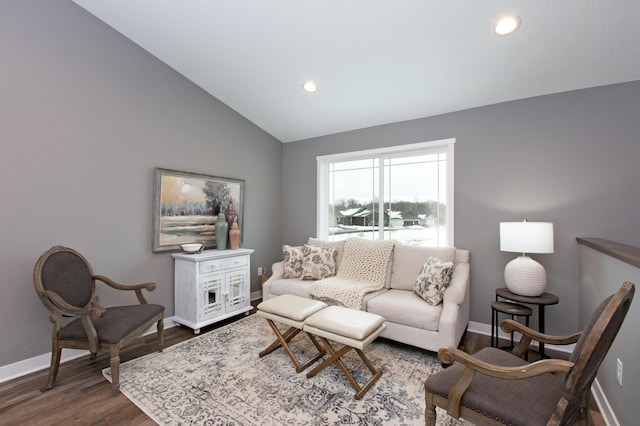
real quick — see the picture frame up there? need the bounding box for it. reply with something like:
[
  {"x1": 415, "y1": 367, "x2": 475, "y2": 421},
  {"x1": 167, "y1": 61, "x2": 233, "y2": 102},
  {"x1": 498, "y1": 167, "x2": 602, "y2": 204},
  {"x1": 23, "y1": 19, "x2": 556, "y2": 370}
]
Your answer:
[{"x1": 152, "y1": 168, "x2": 244, "y2": 252}]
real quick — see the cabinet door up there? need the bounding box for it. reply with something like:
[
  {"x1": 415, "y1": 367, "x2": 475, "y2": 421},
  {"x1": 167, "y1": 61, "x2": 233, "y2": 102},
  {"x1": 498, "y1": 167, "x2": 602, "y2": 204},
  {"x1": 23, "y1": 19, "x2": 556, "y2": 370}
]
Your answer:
[
  {"x1": 199, "y1": 273, "x2": 225, "y2": 321},
  {"x1": 226, "y1": 267, "x2": 250, "y2": 311}
]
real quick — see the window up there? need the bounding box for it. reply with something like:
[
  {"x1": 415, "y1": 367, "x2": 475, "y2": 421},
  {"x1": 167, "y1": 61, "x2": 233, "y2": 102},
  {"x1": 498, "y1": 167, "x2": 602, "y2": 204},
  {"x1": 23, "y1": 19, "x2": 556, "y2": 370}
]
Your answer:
[{"x1": 317, "y1": 139, "x2": 454, "y2": 246}]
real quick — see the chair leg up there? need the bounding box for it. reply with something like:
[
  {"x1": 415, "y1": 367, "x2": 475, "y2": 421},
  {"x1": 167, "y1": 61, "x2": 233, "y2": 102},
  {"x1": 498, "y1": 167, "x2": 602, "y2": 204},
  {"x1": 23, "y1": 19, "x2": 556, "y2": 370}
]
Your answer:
[
  {"x1": 580, "y1": 390, "x2": 591, "y2": 425},
  {"x1": 425, "y1": 392, "x2": 437, "y2": 426},
  {"x1": 491, "y1": 307, "x2": 496, "y2": 347},
  {"x1": 109, "y1": 345, "x2": 121, "y2": 396},
  {"x1": 157, "y1": 318, "x2": 164, "y2": 353},
  {"x1": 45, "y1": 345, "x2": 62, "y2": 391}
]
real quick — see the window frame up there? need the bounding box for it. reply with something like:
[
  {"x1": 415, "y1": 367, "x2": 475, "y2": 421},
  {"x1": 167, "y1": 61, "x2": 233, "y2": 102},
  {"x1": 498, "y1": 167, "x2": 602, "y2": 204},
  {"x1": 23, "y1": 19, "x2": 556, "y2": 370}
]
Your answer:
[{"x1": 316, "y1": 138, "x2": 455, "y2": 245}]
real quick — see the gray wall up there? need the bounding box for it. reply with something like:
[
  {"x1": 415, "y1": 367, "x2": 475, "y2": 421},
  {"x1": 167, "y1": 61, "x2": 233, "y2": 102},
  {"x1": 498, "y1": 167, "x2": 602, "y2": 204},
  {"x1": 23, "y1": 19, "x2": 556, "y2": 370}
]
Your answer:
[
  {"x1": 2, "y1": 0, "x2": 639, "y2": 383},
  {"x1": 579, "y1": 244, "x2": 639, "y2": 426},
  {"x1": 0, "y1": 1, "x2": 283, "y2": 367},
  {"x1": 283, "y1": 80, "x2": 640, "y2": 336}
]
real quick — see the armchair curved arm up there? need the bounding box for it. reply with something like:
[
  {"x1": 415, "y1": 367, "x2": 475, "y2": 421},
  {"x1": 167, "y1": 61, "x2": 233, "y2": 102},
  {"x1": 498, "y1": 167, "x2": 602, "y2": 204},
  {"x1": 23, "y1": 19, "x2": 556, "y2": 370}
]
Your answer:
[
  {"x1": 438, "y1": 347, "x2": 574, "y2": 380},
  {"x1": 501, "y1": 319, "x2": 581, "y2": 345},
  {"x1": 437, "y1": 346, "x2": 574, "y2": 419},
  {"x1": 500, "y1": 319, "x2": 581, "y2": 358},
  {"x1": 42, "y1": 289, "x2": 106, "y2": 319},
  {"x1": 93, "y1": 275, "x2": 156, "y2": 304}
]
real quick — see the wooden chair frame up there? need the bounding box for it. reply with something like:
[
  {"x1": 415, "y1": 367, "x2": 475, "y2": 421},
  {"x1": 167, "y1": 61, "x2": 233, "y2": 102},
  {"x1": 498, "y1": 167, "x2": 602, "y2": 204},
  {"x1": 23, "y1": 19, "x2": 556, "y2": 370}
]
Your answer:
[
  {"x1": 425, "y1": 282, "x2": 634, "y2": 426},
  {"x1": 33, "y1": 245, "x2": 164, "y2": 396}
]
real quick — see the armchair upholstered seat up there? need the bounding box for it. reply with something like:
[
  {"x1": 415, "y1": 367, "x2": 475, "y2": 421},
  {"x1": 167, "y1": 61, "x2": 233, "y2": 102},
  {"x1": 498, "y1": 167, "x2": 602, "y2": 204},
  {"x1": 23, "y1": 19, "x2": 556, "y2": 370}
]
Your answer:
[
  {"x1": 424, "y1": 282, "x2": 634, "y2": 426},
  {"x1": 33, "y1": 246, "x2": 165, "y2": 396}
]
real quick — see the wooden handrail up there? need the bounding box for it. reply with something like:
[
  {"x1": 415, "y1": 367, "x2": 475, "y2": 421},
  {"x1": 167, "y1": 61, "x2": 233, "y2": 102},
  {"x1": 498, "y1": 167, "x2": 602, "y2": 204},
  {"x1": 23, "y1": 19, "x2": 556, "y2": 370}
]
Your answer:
[{"x1": 576, "y1": 238, "x2": 640, "y2": 269}]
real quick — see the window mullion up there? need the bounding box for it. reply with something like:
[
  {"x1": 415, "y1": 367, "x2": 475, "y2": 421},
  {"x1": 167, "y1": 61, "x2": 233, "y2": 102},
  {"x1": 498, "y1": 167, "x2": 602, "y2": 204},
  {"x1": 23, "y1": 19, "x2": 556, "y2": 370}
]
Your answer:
[{"x1": 378, "y1": 156, "x2": 385, "y2": 240}]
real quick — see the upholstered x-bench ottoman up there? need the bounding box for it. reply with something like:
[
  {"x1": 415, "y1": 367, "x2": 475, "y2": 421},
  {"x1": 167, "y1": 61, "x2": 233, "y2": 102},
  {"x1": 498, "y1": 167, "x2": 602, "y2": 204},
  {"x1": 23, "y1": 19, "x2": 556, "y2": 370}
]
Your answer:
[
  {"x1": 257, "y1": 294, "x2": 327, "y2": 373},
  {"x1": 303, "y1": 306, "x2": 386, "y2": 399}
]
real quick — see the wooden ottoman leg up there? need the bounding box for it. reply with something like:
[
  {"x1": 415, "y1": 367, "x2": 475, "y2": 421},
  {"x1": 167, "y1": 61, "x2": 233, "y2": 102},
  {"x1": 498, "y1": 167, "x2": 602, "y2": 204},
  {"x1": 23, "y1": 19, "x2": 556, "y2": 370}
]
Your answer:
[
  {"x1": 259, "y1": 320, "x2": 301, "y2": 357},
  {"x1": 354, "y1": 348, "x2": 383, "y2": 400},
  {"x1": 260, "y1": 319, "x2": 326, "y2": 373},
  {"x1": 306, "y1": 337, "x2": 382, "y2": 400}
]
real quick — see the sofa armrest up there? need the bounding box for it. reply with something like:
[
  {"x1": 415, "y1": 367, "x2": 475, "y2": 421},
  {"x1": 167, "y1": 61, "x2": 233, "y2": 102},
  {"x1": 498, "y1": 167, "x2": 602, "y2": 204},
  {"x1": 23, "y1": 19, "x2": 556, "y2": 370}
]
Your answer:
[
  {"x1": 270, "y1": 260, "x2": 285, "y2": 280},
  {"x1": 439, "y1": 262, "x2": 471, "y2": 348},
  {"x1": 262, "y1": 261, "x2": 284, "y2": 300},
  {"x1": 443, "y1": 262, "x2": 470, "y2": 305}
]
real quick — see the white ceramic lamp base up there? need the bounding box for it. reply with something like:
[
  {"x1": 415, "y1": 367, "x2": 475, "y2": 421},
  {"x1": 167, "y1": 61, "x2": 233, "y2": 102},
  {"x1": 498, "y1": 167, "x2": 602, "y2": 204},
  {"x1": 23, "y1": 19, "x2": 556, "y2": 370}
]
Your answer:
[{"x1": 504, "y1": 255, "x2": 547, "y2": 296}]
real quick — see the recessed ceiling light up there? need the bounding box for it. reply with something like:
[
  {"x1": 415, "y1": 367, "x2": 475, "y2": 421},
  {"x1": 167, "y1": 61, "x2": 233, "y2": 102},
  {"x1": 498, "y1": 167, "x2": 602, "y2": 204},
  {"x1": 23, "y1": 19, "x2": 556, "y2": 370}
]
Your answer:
[
  {"x1": 495, "y1": 15, "x2": 520, "y2": 35},
  {"x1": 302, "y1": 81, "x2": 317, "y2": 93}
]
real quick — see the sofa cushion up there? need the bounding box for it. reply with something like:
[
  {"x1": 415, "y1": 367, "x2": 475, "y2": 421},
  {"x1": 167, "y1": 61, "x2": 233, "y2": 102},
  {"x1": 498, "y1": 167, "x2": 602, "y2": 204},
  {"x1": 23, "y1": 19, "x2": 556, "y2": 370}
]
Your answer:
[
  {"x1": 414, "y1": 257, "x2": 454, "y2": 305},
  {"x1": 366, "y1": 289, "x2": 442, "y2": 331},
  {"x1": 309, "y1": 277, "x2": 383, "y2": 310},
  {"x1": 390, "y1": 245, "x2": 456, "y2": 291},
  {"x1": 267, "y1": 277, "x2": 315, "y2": 299},
  {"x1": 302, "y1": 245, "x2": 337, "y2": 279},
  {"x1": 337, "y1": 237, "x2": 395, "y2": 286},
  {"x1": 308, "y1": 237, "x2": 396, "y2": 288},
  {"x1": 307, "y1": 238, "x2": 346, "y2": 269}
]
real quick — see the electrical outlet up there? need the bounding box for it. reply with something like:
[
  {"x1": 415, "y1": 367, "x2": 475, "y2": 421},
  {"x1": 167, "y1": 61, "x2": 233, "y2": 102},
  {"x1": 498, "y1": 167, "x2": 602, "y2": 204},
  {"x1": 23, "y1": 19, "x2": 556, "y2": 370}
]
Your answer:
[
  {"x1": 257, "y1": 266, "x2": 263, "y2": 277},
  {"x1": 616, "y1": 358, "x2": 623, "y2": 386}
]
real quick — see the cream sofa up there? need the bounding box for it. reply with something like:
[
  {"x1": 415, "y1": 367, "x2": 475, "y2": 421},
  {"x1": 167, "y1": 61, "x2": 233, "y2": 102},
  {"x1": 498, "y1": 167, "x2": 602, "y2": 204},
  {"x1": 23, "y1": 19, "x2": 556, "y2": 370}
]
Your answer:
[{"x1": 262, "y1": 238, "x2": 470, "y2": 352}]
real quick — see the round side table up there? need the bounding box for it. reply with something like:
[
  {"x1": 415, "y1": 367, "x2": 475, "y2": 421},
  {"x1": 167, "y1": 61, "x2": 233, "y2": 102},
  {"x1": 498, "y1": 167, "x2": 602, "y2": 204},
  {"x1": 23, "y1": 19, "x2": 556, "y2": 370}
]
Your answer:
[
  {"x1": 495, "y1": 287, "x2": 559, "y2": 357},
  {"x1": 491, "y1": 301, "x2": 533, "y2": 351}
]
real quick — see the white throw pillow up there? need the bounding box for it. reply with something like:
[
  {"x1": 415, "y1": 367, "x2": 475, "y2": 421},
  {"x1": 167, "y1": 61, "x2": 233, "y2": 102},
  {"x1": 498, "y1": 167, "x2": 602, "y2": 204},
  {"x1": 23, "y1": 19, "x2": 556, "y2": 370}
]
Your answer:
[{"x1": 414, "y1": 257, "x2": 454, "y2": 305}]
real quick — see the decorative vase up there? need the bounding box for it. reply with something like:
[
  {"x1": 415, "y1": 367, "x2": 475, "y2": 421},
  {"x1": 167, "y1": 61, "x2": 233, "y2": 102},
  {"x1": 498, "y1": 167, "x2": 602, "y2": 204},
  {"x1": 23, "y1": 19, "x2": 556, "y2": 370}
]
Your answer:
[
  {"x1": 215, "y1": 211, "x2": 228, "y2": 250},
  {"x1": 225, "y1": 198, "x2": 237, "y2": 227},
  {"x1": 229, "y1": 218, "x2": 240, "y2": 250}
]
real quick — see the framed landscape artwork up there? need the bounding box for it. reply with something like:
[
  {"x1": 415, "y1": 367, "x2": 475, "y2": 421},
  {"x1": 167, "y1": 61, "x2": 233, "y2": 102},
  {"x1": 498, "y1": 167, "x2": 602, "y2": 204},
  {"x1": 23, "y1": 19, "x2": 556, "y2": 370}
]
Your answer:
[{"x1": 152, "y1": 168, "x2": 245, "y2": 252}]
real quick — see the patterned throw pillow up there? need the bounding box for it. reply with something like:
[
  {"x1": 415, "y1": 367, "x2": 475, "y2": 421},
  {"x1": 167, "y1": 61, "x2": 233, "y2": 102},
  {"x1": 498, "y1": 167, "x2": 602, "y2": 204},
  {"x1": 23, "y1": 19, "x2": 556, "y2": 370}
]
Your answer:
[
  {"x1": 282, "y1": 245, "x2": 306, "y2": 278},
  {"x1": 414, "y1": 257, "x2": 454, "y2": 305},
  {"x1": 301, "y1": 245, "x2": 337, "y2": 280}
]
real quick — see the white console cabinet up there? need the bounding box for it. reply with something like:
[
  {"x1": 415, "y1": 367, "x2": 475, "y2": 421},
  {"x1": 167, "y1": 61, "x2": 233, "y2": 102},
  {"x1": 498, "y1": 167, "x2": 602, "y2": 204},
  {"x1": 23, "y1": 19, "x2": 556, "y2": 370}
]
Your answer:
[{"x1": 172, "y1": 248, "x2": 254, "y2": 334}]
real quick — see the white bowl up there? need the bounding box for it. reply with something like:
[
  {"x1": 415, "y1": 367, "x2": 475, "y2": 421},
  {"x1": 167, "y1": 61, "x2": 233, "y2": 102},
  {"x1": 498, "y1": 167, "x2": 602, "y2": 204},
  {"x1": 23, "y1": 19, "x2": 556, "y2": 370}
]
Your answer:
[{"x1": 180, "y1": 243, "x2": 203, "y2": 254}]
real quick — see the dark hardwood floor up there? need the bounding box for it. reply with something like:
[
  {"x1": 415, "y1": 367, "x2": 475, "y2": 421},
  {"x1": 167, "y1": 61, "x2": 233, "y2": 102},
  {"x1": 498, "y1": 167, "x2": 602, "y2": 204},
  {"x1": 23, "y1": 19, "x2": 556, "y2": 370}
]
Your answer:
[{"x1": 0, "y1": 307, "x2": 603, "y2": 426}]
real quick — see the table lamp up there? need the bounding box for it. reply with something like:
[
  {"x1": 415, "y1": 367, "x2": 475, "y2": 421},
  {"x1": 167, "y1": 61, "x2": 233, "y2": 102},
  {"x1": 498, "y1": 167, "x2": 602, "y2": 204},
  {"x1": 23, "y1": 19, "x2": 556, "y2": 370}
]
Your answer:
[{"x1": 499, "y1": 220, "x2": 554, "y2": 296}]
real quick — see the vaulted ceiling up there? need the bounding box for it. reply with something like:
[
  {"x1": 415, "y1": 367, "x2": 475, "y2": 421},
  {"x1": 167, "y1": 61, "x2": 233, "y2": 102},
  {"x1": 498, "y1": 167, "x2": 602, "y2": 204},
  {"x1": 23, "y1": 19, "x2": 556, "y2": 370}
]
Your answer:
[{"x1": 73, "y1": 1, "x2": 640, "y2": 143}]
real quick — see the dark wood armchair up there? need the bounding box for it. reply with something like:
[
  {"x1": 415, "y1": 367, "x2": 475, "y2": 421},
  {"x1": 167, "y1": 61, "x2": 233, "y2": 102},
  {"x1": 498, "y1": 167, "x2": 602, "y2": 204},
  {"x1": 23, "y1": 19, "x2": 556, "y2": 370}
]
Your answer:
[
  {"x1": 425, "y1": 282, "x2": 634, "y2": 426},
  {"x1": 33, "y1": 245, "x2": 165, "y2": 396}
]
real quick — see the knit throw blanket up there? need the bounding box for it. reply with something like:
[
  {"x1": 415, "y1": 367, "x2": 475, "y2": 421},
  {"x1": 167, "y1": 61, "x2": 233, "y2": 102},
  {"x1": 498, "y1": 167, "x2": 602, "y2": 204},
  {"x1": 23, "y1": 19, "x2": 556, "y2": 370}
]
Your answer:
[{"x1": 310, "y1": 238, "x2": 395, "y2": 309}]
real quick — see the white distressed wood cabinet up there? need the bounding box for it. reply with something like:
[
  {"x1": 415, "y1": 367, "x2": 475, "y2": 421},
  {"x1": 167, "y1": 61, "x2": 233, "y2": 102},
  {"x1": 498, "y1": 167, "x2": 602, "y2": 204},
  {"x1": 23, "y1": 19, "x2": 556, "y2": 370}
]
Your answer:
[{"x1": 172, "y1": 248, "x2": 254, "y2": 334}]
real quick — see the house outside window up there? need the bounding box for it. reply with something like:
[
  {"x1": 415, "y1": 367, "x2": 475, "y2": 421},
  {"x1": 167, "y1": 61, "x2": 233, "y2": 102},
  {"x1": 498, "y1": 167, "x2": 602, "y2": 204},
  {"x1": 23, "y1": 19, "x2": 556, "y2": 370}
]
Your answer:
[{"x1": 317, "y1": 139, "x2": 454, "y2": 246}]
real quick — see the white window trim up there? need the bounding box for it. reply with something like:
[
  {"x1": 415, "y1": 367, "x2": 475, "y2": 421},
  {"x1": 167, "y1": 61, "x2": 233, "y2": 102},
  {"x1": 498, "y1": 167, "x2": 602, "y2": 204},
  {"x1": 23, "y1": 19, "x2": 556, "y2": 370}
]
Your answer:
[{"x1": 316, "y1": 138, "x2": 455, "y2": 245}]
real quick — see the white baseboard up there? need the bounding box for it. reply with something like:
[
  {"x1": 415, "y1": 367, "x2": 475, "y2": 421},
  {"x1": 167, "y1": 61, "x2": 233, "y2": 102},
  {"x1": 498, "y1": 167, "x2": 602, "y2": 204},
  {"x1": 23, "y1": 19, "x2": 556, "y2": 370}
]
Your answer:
[
  {"x1": 591, "y1": 378, "x2": 619, "y2": 426},
  {"x1": 0, "y1": 316, "x2": 176, "y2": 384},
  {"x1": 250, "y1": 290, "x2": 262, "y2": 301},
  {"x1": 0, "y1": 292, "x2": 270, "y2": 385}
]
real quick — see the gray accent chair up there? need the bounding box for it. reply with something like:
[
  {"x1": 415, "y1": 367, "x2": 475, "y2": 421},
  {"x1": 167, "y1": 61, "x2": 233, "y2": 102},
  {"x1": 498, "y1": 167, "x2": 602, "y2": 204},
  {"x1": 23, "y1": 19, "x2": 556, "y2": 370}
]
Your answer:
[
  {"x1": 424, "y1": 281, "x2": 634, "y2": 425},
  {"x1": 33, "y1": 245, "x2": 165, "y2": 396}
]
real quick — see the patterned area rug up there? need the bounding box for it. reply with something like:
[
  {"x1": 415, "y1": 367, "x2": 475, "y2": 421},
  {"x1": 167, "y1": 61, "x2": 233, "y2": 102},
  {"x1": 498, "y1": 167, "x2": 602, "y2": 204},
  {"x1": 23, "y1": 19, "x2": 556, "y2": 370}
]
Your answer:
[{"x1": 104, "y1": 314, "x2": 472, "y2": 425}]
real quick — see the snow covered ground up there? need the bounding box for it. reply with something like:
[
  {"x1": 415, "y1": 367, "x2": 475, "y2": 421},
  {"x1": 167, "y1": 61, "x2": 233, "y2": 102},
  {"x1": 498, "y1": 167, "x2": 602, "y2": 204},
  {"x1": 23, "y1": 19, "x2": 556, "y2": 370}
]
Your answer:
[{"x1": 329, "y1": 225, "x2": 446, "y2": 246}]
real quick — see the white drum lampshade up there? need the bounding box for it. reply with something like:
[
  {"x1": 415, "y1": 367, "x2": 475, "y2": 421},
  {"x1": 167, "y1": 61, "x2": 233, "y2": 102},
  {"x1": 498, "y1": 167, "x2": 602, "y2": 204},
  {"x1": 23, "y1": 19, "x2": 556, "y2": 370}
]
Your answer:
[{"x1": 500, "y1": 221, "x2": 554, "y2": 296}]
